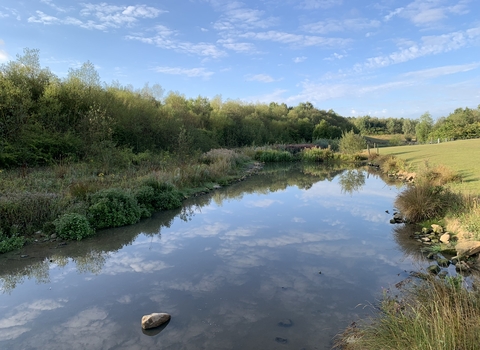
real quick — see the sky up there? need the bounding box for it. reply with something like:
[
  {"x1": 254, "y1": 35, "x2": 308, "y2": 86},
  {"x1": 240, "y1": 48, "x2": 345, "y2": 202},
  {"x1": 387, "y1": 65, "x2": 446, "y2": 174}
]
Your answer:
[{"x1": 0, "y1": 0, "x2": 479, "y2": 119}]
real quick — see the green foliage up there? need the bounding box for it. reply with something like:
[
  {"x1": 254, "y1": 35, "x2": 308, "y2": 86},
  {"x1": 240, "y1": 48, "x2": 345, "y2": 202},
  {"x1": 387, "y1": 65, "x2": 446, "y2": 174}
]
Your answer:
[
  {"x1": 300, "y1": 148, "x2": 336, "y2": 162},
  {"x1": 254, "y1": 149, "x2": 294, "y2": 162},
  {"x1": 0, "y1": 229, "x2": 25, "y2": 254},
  {"x1": 416, "y1": 112, "x2": 434, "y2": 143},
  {"x1": 134, "y1": 180, "x2": 183, "y2": 218},
  {"x1": 339, "y1": 130, "x2": 366, "y2": 154},
  {"x1": 312, "y1": 120, "x2": 342, "y2": 139},
  {"x1": 388, "y1": 134, "x2": 403, "y2": 146},
  {"x1": 54, "y1": 213, "x2": 94, "y2": 241},
  {"x1": 87, "y1": 188, "x2": 141, "y2": 229}
]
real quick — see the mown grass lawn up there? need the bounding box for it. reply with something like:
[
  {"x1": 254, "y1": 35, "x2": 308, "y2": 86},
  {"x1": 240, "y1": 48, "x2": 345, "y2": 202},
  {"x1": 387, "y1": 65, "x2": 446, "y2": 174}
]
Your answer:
[{"x1": 380, "y1": 138, "x2": 480, "y2": 194}]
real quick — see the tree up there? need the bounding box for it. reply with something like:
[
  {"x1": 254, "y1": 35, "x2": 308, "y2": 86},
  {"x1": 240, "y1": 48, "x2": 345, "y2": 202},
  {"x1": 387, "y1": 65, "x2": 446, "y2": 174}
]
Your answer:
[
  {"x1": 339, "y1": 130, "x2": 366, "y2": 154},
  {"x1": 416, "y1": 112, "x2": 433, "y2": 143},
  {"x1": 402, "y1": 118, "x2": 417, "y2": 137}
]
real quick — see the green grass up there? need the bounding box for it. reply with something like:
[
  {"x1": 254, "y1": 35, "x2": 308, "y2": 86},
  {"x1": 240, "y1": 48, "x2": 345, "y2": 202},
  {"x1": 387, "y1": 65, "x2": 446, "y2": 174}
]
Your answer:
[{"x1": 381, "y1": 139, "x2": 480, "y2": 194}]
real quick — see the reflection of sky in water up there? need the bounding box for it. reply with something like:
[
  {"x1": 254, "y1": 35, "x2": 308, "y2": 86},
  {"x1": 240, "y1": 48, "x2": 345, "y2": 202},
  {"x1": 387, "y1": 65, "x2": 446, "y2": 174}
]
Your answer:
[{"x1": 0, "y1": 170, "x2": 424, "y2": 350}]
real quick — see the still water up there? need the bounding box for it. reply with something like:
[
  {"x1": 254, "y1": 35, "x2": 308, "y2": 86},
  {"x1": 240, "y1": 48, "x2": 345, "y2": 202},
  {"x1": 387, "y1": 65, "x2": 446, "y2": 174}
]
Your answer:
[{"x1": 0, "y1": 165, "x2": 426, "y2": 349}]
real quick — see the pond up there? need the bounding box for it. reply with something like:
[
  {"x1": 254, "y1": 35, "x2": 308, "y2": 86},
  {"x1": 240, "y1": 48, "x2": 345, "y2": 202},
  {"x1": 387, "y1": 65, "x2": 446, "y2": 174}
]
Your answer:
[{"x1": 0, "y1": 165, "x2": 427, "y2": 349}]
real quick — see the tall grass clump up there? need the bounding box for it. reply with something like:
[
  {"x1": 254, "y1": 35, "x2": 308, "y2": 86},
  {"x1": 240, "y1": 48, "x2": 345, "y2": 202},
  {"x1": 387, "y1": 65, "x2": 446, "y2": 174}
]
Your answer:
[
  {"x1": 417, "y1": 161, "x2": 462, "y2": 186},
  {"x1": 87, "y1": 188, "x2": 141, "y2": 229},
  {"x1": 254, "y1": 149, "x2": 294, "y2": 162},
  {"x1": 301, "y1": 148, "x2": 336, "y2": 162},
  {"x1": 395, "y1": 182, "x2": 459, "y2": 223},
  {"x1": 335, "y1": 275, "x2": 480, "y2": 350},
  {"x1": 381, "y1": 156, "x2": 407, "y2": 174},
  {"x1": 0, "y1": 192, "x2": 63, "y2": 235}
]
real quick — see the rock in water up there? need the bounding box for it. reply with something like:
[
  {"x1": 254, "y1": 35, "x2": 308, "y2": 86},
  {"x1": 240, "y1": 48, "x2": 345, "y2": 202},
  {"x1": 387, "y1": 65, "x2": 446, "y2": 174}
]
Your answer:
[{"x1": 141, "y1": 313, "x2": 171, "y2": 330}]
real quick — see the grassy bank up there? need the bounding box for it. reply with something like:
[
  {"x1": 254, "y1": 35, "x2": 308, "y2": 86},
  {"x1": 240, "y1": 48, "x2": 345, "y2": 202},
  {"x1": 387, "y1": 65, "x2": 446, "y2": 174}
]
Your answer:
[
  {"x1": 380, "y1": 138, "x2": 480, "y2": 194},
  {"x1": 0, "y1": 145, "x2": 364, "y2": 254},
  {"x1": 335, "y1": 140, "x2": 480, "y2": 349},
  {"x1": 335, "y1": 274, "x2": 480, "y2": 350}
]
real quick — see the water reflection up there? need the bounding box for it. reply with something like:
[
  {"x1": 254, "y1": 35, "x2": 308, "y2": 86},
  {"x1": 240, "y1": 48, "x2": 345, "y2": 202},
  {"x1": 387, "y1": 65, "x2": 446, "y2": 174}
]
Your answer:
[{"x1": 0, "y1": 165, "x2": 430, "y2": 350}]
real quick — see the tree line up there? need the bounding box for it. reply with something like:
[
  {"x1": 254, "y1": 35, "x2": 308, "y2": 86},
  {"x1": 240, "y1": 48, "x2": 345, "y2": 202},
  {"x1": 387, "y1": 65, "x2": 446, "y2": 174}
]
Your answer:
[
  {"x1": 1, "y1": 49, "x2": 478, "y2": 169},
  {"x1": 0, "y1": 49, "x2": 358, "y2": 168}
]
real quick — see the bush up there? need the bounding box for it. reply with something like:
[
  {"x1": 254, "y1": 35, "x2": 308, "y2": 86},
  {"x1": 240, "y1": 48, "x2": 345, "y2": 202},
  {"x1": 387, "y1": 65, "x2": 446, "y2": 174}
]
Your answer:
[
  {"x1": 87, "y1": 188, "x2": 141, "y2": 229},
  {"x1": 254, "y1": 149, "x2": 294, "y2": 162},
  {"x1": 301, "y1": 148, "x2": 336, "y2": 162},
  {"x1": 54, "y1": 213, "x2": 94, "y2": 241},
  {"x1": 0, "y1": 229, "x2": 25, "y2": 253},
  {"x1": 135, "y1": 180, "x2": 183, "y2": 218},
  {"x1": 339, "y1": 130, "x2": 366, "y2": 154},
  {"x1": 395, "y1": 182, "x2": 459, "y2": 222}
]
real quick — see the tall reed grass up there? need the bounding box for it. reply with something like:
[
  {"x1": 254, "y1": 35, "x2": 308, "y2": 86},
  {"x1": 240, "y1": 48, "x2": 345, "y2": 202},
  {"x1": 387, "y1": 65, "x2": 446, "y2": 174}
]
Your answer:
[{"x1": 335, "y1": 274, "x2": 480, "y2": 350}]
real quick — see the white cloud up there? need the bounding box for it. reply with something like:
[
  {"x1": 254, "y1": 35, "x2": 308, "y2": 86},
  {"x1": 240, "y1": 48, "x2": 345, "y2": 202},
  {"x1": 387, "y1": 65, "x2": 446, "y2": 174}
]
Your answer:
[
  {"x1": 126, "y1": 25, "x2": 227, "y2": 59},
  {"x1": 27, "y1": 11, "x2": 60, "y2": 24},
  {"x1": 218, "y1": 38, "x2": 257, "y2": 53},
  {"x1": 240, "y1": 30, "x2": 350, "y2": 48},
  {"x1": 324, "y1": 52, "x2": 345, "y2": 61},
  {"x1": 293, "y1": 56, "x2": 307, "y2": 63},
  {"x1": 153, "y1": 66, "x2": 214, "y2": 79},
  {"x1": 297, "y1": 0, "x2": 343, "y2": 10},
  {"x1": 402, "y1": 62, "x2": 480, "y2": 79},
  {"x1": 245, "y1": 74, "x2": 277, "y2": 83},
  {"x1": 40, "y1": 0, "x2": 68, "y2": 13},
  {"x1": 357, "y1": 26, "x2": 480, "y2": 70},
  {"x1": 212, "y1": 2, "x2": 277, "y2": 31},
  {"x1": 384, "y1": 0, "x2": 470, "y2": 26},
  {"x1": 302, "y1": 18, "x2": 381, "y2": 34},
  {"x1": 28, "y1": 3, "x2": 165, "y2": 31}
]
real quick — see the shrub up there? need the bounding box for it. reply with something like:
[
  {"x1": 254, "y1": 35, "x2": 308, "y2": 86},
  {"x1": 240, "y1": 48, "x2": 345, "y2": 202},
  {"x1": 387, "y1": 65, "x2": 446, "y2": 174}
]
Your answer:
[
  {"x1": 301, "y1": 148, "x2": 335, "y2": 162},
  {"x1": 339, "y1": 130, "x2": 366, "y2": 154},
  {"x1": 135, "y1": 180, "x2": 183, "y2": 218},
  {"x1": 0, "y1": 229, "x2": 25, "y2": 253},
  {"x1": 394, "y1": 182, "x2": 459, "y2": 222},
  {"x1": 254, "y1": 149, "x2": 294, "y2": 162},
  {"x1": 388, "y1": 135, "x2": 403, "y2": 146},
  {"x1": 87, "y1": 188, "x2": 141, "y2": 229},
  {"x1": 54, "y1": 213, "x2": 94, "y2": 241}
]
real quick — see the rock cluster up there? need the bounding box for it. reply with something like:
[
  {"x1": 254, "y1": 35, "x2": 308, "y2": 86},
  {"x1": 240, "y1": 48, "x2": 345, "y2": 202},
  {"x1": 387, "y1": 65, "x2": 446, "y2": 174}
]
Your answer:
[{"x1": 411, "y1": 224, "x2": 457, "y2": 249}]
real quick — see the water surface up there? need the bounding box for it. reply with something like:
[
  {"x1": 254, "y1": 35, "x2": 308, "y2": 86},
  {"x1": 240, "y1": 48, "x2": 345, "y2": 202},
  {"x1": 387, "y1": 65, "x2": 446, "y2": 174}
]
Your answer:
[{"x1": 0, "y1": 165, "x2": 426, "y2": 349}]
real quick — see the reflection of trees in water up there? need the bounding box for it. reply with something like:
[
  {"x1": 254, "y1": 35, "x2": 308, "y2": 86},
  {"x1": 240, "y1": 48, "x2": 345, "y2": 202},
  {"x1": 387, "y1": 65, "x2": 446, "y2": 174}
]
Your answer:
[
  {"x1": 338, "y1": 170, "x2": 366, "y2": 194},
  {"x1": 0, "y1": 163, "x2": 373, "y2": 292},
  {"x1": 0, "y1": 259, "x2": 50, "y2": 294}
]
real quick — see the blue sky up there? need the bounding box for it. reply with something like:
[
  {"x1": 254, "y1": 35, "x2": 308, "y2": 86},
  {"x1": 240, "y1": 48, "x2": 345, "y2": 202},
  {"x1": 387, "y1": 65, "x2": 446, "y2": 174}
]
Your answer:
[{"x1": 1, "y1": 0, "x2": 479, "y2": 119}]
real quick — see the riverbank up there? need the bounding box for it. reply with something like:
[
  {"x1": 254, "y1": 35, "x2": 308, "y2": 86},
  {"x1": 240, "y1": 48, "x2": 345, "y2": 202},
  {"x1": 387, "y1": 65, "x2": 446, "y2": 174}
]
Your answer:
[
  {"x1": 335, "y1": 143, "x2": 480, "y2": 350},
  {"x1": 0, "y1": 146, "x2": 364, "y2": 254}
]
